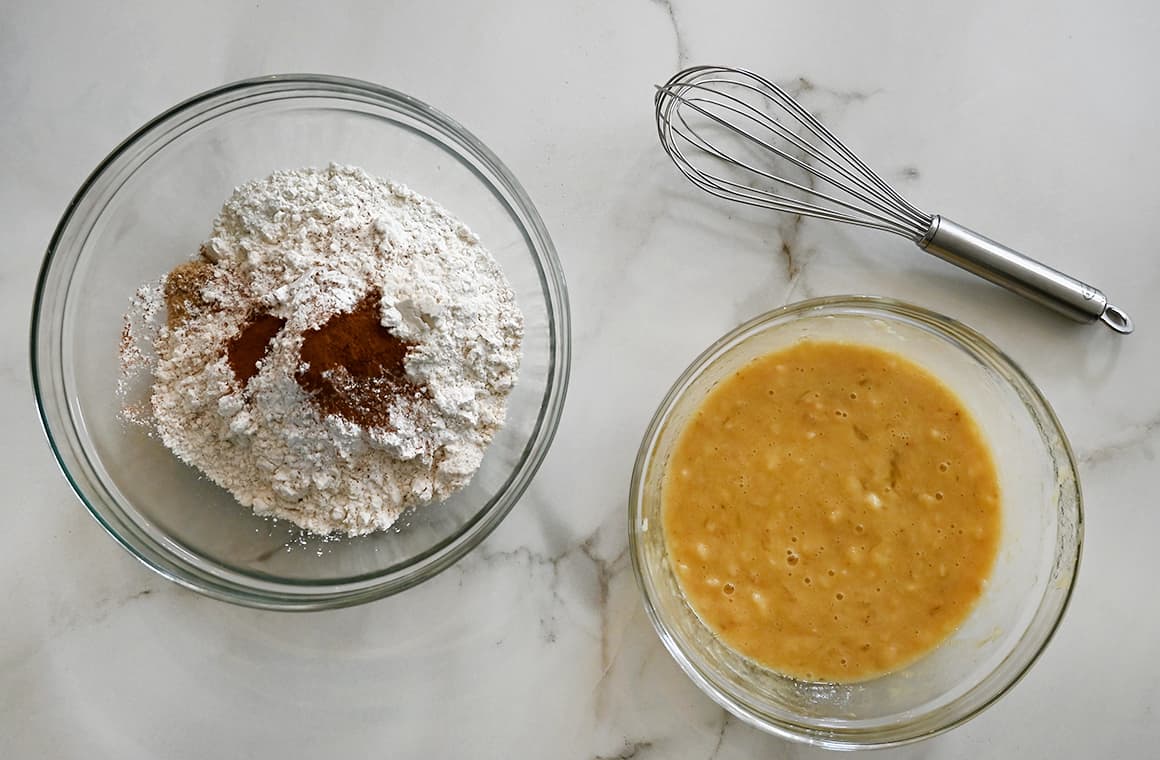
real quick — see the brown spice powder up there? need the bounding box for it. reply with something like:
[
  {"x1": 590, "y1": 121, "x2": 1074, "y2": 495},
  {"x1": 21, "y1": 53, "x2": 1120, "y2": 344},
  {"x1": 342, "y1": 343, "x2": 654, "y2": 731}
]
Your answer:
[
  {"x1": 162, "y1": 259, "x2": 215, "y2": 328},
  {"x1": 226, "y1": 314, "x2": 287, "y2": 387},
  {"x1": 295, "y1": 290, "x2": 418, "y2": 428}
]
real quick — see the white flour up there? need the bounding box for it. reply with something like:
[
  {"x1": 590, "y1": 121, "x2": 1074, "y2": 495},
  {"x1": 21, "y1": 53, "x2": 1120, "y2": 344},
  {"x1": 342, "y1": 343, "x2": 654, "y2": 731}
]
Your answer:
[{"x1": 126, "y1": 165, "x2": 523, "y2": 535}]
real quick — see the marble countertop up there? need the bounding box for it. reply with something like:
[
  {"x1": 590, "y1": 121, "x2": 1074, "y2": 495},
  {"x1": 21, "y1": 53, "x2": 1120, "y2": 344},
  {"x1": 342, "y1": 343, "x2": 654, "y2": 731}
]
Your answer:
[{"x1": 4, "y1": 1, "x2": 1158, "y2": 756}]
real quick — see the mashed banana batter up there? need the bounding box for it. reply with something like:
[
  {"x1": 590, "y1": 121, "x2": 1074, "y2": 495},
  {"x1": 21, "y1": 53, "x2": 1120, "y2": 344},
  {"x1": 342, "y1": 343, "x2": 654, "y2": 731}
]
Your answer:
[{"x1": 663, "y1": 341, "x2": 1000, "y2": 682}]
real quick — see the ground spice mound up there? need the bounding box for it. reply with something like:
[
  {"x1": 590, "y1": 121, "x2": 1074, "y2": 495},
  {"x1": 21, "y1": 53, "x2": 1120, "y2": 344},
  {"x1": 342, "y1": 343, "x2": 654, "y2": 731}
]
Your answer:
[
  {"x1": 296, "y1": 290, "x2": 418, "y2": 429},
  {"x1": 227, "y1": 314, "x2": 287, "y2": 388},
  {"x1": 123, "y1": 164, "x2": 524, "y2": 536},
  {"x1": 162, "y1": 259, "x2": 214, "y2": 327}
]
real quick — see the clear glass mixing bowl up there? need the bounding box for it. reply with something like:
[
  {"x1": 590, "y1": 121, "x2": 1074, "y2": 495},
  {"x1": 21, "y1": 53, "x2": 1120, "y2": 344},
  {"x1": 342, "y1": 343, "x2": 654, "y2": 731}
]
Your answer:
[
  {"x1": 629, "y1": 297, "x2": 1081, "y2": 748},
  {"x1": 32, "y1": 75, "x2": 570, "y2": 610}
]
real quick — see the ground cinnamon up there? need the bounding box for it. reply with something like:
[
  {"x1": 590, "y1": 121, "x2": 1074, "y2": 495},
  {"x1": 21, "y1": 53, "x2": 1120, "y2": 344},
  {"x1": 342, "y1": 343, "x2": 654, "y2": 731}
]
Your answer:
[
  {"x1": 295, "y1": 290, "x2": 417, "y2": 428},
  {"x1": 226, "y1": 314, "x2": 287, "y2": 388},
  {"x1": 168, "y1": 259, "x2": 288, "y2": 389}
]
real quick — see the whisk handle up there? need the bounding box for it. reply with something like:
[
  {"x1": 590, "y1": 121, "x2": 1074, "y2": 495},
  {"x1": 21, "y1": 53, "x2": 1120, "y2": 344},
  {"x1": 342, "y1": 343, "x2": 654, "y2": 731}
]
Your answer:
[{"x1": 918, "y1": 216, "x2": 1133, "y2": 334}]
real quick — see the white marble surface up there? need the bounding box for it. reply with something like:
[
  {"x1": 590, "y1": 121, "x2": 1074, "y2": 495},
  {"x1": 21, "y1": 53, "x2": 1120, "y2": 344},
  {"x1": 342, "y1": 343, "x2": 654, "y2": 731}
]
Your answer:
[{"x1": 4, "y1": 0, "x2": 1158, "y2": 756}]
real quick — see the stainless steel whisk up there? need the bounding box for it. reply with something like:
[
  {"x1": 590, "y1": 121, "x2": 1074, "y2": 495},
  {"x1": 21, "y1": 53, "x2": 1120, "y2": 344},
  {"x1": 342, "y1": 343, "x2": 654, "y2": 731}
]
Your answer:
[{"x1": 655, "y1": 65, "x2": 1133, "y2": 334}]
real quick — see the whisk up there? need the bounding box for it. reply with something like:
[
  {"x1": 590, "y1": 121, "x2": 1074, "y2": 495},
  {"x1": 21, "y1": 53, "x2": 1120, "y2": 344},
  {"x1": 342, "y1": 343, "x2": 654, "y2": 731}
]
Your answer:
[{"x1": 655, "y1": 65, "x2": 1133, "y2": 334}]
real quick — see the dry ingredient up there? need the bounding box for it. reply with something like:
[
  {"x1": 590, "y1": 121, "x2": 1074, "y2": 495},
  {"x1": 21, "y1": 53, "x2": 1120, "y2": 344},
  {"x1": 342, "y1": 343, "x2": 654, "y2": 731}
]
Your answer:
[{"x1": 121, "y1": 164, "x2": 523, "y2": 535}]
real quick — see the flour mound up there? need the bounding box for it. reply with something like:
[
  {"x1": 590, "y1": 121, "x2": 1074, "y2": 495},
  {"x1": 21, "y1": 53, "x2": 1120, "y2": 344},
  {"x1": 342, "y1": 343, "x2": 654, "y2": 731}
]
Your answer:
[{"x1": 133, "y1": 164, "x2": 523, "y2": 536}]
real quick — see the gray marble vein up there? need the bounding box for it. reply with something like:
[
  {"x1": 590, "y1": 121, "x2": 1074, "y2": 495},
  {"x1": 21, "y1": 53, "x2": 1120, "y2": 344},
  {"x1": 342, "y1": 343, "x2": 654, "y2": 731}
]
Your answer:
[
  {"x1": 593, "y1": 739, "x2": 655, "y2": 760},
  {"x1": 2, "y1": 583, "x2": 161, "y2": 674},
  {"x1": 1078, "y1": 410, "x2": 1160, "y2": 467},
  {"x1": 650, "y1": 0, "x2": 689, "y2": 67},
  {"x1": 706, "y1": 711, "x2": 733, "y2": 760}
]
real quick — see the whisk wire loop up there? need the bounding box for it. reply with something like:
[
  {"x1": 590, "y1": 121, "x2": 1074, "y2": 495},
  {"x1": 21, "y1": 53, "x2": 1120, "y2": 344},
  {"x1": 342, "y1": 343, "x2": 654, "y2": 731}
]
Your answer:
[
  {"x1": 669, "y1": 89, "x2": 923, "y2": 233},
  {"x1": 655, "y1": 66, "x2": 933, "y2": 239},
  {"x1": 733, "y1": 66, "x2": 932, "y2": 227}
]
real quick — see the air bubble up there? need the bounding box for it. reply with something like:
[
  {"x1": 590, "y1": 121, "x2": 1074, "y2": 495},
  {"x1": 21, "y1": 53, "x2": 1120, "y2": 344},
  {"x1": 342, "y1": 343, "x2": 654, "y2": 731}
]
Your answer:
[
  {"x1": 787, "y1": 554, "x2": 799, "y2": 566},
  {"x1": 804, "y1": 577, "x2": 812, "y2": 585},
  {"x1": 723, "y1": 583, "x2": 735, "y2": 595},
  {"x1": 938, "y1": 462, "x2": 950, "y2": 473},
  {"x1": 835, "y1": 592, "x2": 845, "y2": 601},
  {"x1": 935, "y1": 491, "x2": 944, "y2": 501}
]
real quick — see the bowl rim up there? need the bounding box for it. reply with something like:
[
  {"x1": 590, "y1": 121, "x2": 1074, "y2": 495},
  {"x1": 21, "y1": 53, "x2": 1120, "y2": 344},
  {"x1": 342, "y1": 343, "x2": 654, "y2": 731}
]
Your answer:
[
  {"x1": 30, "y1": 73, "x2": 571, "y2": 610},
  {"x1": 628, "y1": 294, "x2": 1082, "y2": 749}
]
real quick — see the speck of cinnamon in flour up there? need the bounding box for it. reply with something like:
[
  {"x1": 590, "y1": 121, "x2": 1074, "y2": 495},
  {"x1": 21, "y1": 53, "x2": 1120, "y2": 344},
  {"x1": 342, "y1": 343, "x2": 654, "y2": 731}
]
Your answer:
[{"x1": 120, "y1": 164, "x2": 523, "y2": 536}]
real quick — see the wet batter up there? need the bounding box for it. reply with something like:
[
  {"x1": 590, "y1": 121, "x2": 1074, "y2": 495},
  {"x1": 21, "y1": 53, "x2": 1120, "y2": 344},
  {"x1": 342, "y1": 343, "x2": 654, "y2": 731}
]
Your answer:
[{"x1": 663, "y1": 341, "x2": 1001, "y2": 682}]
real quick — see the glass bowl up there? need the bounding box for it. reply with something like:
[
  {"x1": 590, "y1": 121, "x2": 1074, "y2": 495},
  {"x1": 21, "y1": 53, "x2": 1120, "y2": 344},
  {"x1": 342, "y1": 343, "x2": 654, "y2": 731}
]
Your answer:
[
  {"x1": 629, "y1": 296, "x2": 1081, "y2": 749},
  {"x1": 32, "y1": 75, "x2": 570, "y2": 610}
]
